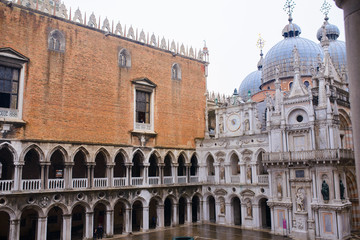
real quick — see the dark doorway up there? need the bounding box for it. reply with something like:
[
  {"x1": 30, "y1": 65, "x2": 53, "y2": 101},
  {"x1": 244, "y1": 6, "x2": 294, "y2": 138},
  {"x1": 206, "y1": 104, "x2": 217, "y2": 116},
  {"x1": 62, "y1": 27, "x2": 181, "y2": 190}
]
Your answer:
[
  {"x1": 259, "y1": 198, "x2": 271, "y2": 228},
  {"x1": 232, "y1": 197, "x2": 241, "y2": 226},
  {"x1": 179, "y1": 197, "x2": 186, "y2": 225},
  {"x1": 208, "y1": 196, "x2": 216, "y2": 223},
  {"x1": 149, "y1": 198, "x2": 158, "y2": 229},
  {"x1": 47, "y1": 206, "x2": 62, "y2": 240},
  {"x1": 0, "y1": 211, "x2": 10, "y2": 240},
  {"x1": 132, "y1": 201, "x2": 143, "y2": 232},
  {"x1": 20, "y1": 209, "x2": 38, "y2": 240},
  {"x1": 71, "y1": 205, "x2": 85, "y2": 240},
  {"x1": 164, "y1": 198, "x2": 172, "y2": 227},
  {"x1": 192, "y1": 196, "x2": 200, "y2": 223},
  {"x1": 114, "y1": 201, "x2": 126, "y2": 235}
]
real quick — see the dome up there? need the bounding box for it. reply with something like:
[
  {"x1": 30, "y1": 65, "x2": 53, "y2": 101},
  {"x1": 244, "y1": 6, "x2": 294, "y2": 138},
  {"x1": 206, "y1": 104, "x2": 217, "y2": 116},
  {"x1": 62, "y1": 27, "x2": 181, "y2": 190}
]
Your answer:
[
  {"x1": 262, "y1": 36, "x2": 323, "y2": 84},
  {"x1": 317, "y1": 23, "x2": 340, "y2": 41},
  {"x1": 328, "y1": 40, "x2": 346, "y2": 72},
  {"x1": 282, "y1": 23, "x2": 302, "y2": 38},
  {"x1": 239, "y1": 70, "x2": 262, "y2": 101}
]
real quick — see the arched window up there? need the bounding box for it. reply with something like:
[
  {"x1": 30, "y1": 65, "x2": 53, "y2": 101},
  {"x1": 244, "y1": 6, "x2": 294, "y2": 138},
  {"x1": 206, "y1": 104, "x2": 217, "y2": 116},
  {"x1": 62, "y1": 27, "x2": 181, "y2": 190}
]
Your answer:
[
  {"x1": 171, "y1": 63, "x2": 181, "y2": 80},
  {"x1": 118, "y1": 49, "x2": 131, "y2": 68},
  {"x1": 289, "y1": 82, "x2": 293, "y2": 90},
  {"x1": 304, "y1": 81, "x2": 310, "y2": 88},
  {"x1": 48, "y1": 30, "x2": 65, "y2": 52}
]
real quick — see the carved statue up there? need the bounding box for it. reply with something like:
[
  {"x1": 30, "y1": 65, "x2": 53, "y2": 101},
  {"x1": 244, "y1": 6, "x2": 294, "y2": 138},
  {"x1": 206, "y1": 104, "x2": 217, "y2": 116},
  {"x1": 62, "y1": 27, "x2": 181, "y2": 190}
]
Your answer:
[
  {"x1": 296, "y1": 189, "x2": 305, "y2": 212},
  {"x1": 244, "y1": 119, "x2": 250, "y2": 131},
  {"x1": 219, "y1": 116, "x2": 224, "y2": 133},
  {"x1": 321, "y1": 180, "x2": 330, "y2": 201},
  {"x1": 220, "y1": 165, "x2": 225, "y2": 180},
  {"x1": 292, "y1": 45, "x2": 300, "y2": 68},
  {"x1": 277, "y1": 182, "x2": 283, "y2": 200},
  {"x1": 247, "y1": 167, "x2": 252, "y2": 182},
  {"x1": 246, "y1": 200, "x2": 252, "y2": 217},
  {"x1": 220, "y1": 199, "x2": 225, "y2": 214},
  {"x1": 340, "y1": 180, "x2": 345, "y2": 200}
]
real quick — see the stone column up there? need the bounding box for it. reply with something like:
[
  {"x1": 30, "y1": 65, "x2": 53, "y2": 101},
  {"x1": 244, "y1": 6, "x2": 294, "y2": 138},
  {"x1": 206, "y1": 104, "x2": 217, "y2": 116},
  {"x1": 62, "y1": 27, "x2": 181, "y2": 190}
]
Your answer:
[
  {"x1": 186, "y1": 201, "x2": 192, "y2": 224},
  {"x1": 105, "y1": 210, "x2": 114, "y2": 237},
  {"x1": 252, "y1": 204, "x2": 260, "y2": 228},
  {"x1": 107, "y1": 163, "x2": 114, "y2": 187},
  {"x1": 13, "y1": 164, "x2": 23, "y2": 191},
  {"x1": 158, "y1": 205, "x2": 164, "y2": 228},
  {"x1": 62, "y1": 214, "x2": 72, "y2": 240},
  {"x1": 214, "y1": 163, "x2": 220, "y2": 184},
  {"x1": 85, "y1": 212, "x2": 94, "y2": 239},
  {"x1": 9, "y1": 219, "x2": 20, "y2": 240},
  {"x1": 64, "y1": 163, "x2": 73, "y2": 189},
  {"x1": 285, "y1": 170, "x2": 290, "y2": 198},
  {"x1": 268, "y1": 169, "x2": 273, "y2": 199},
  {"x1": 225, "y1": 202, "x2": 231, "y2": 224},
  {"x1": 249, "y1": 107, "x2": 254, "y2": 134},
  {"x1": 240, "y1": 163, "x2": 246, "y2": 184},
  {"x1": 251, "y1": 163, "x2": 258, "y2": 184},
  {"x1": 87, "y1": 163, "x2": 95, "y2": 188},
  {"x1": 312, "y1": 170, "x2": 318, "y2": 200},
  {"x1": 126, "y1": 163, "x2": 132, "y2": 186},
  {"x1": 270, "y1": 207, "x2": 275, "y2": 233},
  {"x1": 40, "y1": 164, "x2": 46, "y2": 189},
  {"x1": 173, "y1": 204, "x2": 179, "y2": 226},
  {"x1": 143, "y1": 164, "x2": 149, "y2": 186},
  {"x1": 185, "y1": 163, "x2": 190, "y2": 183},
  {"x1": 159, "y1": 164, "x2": 164, "y2": 184},
  {"x1": 37, "y1": 217, "x2": 47, "y2": 240},
  {"x1": 125, "y1": 208, "x2": 132, "y2": 233},
  {"x1": 224, "y1": 163, "x2": 231, "y2": 184},
  {"x1": 143, "y1": 206, "x2": 149, "y2": 231}
]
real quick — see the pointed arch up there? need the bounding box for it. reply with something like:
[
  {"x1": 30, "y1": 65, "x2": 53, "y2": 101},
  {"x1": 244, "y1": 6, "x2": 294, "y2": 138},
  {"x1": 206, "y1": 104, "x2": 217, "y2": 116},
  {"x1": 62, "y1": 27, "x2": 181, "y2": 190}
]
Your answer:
[
  {"x1": 20, "y1": 144, "x2": 44, "y2": 163},
  {"x1": 71, "y1": 146, "x2": 90, "y2": 163},
  {"x1": 95, "y1": 147, "x2": 111, "y2": 164},
  {"x1": 177, "y1": 151, "x2": 189, "y2": 163},
  {"x1": 47, "y1": 145, "x2": 68, "y2": 163},
  {"x1": 164, "y1": 151, "x2": 176, "y2": 164},
  {"x1": 148, "y1": 150, "x2": 161, "y2": 164}
]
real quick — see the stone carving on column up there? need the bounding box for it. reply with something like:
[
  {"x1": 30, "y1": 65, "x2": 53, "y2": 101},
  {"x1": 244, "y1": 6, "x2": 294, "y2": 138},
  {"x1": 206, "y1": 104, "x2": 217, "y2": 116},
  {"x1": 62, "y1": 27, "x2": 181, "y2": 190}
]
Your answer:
[
  {"x1": 219, "y1": 162, "x2": 225, "y2": 180},
  {"x1": 219, "y1": 116, "x2": 224, "y2": 133},
  {"x1": 246, "y1": 166, "x2": 252, "y2": 183},
  {"x1": 296, "y1": 188, "x2": 305, "y2": 212},
  {"x1": 277, "y1": 181, "x2": 283, "y2": 201},
  {"x1": 220, "y1": 198, "x2": 225, "y2": 214},
  {"x1": 244, "y1": 119, "x2": 250, "y2": 131},
  {"x1": 160, "y1": 37, "x2": 167, "y2": 49},
  {"x1": 246, "y1": 199, "x2": 252, "y2": 218}
]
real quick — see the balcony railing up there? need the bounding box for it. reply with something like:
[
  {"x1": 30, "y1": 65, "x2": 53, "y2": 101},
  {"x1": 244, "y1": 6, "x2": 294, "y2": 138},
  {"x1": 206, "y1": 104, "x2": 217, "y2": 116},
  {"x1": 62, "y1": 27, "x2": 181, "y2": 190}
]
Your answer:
[
  {"x1": 113, "y1": 177, "x2": 126, "y2": 187},
  {"x1": 22, "y1": 179, "x2": 41, "y2": 190},
  {"x1": 72, "y1": 178, "x2": 88, "y2": 189},
  {"x1": 258, "y1": 175, "x2": 269, "y2": 185},
  {"x1": 131, "y1": 177, "x2": 143, "y2": 186},
  {"x1": 207, "y1": 176, "x2": 215, "y2": 183},
  {"x1": 148, "y1": 177, "x2": 160, "y2": 185},
  {"x1": 263, "y1": 149, "x2": 354, "y2": 163},
  {"x1": 177, "y1": 176, "x2": 187, "y2": 184},
  {"x1": 94, "y1": 178, "x2": 108, "y2": 188},
  {"x1": 164, "y1": 176, "x2": 173, "y2": 184},
  {"x1": 231, "y1": 175, "x2": 240, "y2": 183},
  {"x1": 190, "y1": 176, "x2": 198, "y2": 183},
  {"x1": 0, "y1": 180, "x2": 13, "y2": 191},
  {"x1": 48, "y1": 179, "x2": 64, "y2": 189}
]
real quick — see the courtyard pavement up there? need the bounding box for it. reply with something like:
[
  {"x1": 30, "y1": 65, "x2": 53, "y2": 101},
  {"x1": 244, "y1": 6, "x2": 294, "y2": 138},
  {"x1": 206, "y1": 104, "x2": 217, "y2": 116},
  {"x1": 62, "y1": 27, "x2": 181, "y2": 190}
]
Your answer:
[{"x1": 108, "y1": 224, "x2": 292, "y2": 240}]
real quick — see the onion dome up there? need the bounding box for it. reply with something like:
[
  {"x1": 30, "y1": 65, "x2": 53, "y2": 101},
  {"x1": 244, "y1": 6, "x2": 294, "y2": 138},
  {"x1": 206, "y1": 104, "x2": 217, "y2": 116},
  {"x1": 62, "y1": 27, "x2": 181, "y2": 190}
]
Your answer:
[
  {"x1": 262, "y1": 21, "x2": 323, "y2": 84},
  {"x1": 317, "y1": 20, "x2": 346, "y2": 73}
]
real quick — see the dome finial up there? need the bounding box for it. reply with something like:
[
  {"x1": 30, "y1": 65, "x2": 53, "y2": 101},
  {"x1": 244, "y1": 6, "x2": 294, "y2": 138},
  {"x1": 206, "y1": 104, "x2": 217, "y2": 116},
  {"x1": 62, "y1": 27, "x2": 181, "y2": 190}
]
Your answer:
[
  {"x1": 256, "y1": 34, "x2": 265, "y2": 70},
  {"x1": 283, "y1": 0, "x2": 296, "y2": 23},
  {"x1": 320, "y1": 0, "x2": 331, "y2": 22}
]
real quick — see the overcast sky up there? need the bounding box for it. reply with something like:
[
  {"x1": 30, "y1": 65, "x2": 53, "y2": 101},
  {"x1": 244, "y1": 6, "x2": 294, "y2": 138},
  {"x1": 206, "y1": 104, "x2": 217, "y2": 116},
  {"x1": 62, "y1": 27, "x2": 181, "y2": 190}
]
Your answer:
[{"x1": 62, "y1": 0, "x2": 345, "y2": 95}]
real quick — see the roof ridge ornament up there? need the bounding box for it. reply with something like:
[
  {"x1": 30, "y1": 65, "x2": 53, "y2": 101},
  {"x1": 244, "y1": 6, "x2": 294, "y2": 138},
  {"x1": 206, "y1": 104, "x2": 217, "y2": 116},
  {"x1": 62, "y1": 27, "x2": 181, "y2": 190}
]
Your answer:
[
  {"x1": 283, "y1": 0, "x2": 296, "y2": 23},
  {"x1": 256, "y1": 34, "x2": 265, "y2": 70}
]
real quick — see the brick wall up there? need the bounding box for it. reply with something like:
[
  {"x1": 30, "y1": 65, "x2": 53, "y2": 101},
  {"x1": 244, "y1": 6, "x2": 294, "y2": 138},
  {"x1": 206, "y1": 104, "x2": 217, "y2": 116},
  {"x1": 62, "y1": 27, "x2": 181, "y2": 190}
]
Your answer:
[{"x1": 0, "y1": 3, "x2": 206, "y2": 148}]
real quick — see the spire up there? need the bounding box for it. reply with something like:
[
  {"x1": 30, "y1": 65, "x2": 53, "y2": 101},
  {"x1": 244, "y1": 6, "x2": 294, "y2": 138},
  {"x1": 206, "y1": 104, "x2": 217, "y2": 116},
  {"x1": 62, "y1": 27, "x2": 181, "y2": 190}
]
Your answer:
[
  {"x1": 282, "y1": 0, "x2": 301, "y2": 38},
  {"x1": 288, "y1": 45, "x2": 307, "y2": 98},
  {"x1": 256, "y1": 34, "x2": 265, "y2": 70}
]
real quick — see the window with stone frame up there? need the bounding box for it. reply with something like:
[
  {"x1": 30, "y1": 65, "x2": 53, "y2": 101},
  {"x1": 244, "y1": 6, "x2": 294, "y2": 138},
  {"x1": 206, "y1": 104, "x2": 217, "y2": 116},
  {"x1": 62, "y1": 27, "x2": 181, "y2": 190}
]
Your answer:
[
  {"x1": 0, "y1": 48, "x2": 28, "y2": 119},
  {"x1": 136, "y1": 90, "x2": 150, "y2": 124}
]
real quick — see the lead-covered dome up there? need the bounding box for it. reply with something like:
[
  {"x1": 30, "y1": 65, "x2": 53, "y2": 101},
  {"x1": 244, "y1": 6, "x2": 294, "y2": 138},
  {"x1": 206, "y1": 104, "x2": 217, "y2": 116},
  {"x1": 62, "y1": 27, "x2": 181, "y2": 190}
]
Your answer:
[
  {"x1": 262, "y1": 20, "x2": 324, "y2": 84},
  {"x1": 239, "y1": 54, "x2": 263, "y2": 101},
  {"x1": 239, "y1": 70, "x2": 261, "y2": 101}
]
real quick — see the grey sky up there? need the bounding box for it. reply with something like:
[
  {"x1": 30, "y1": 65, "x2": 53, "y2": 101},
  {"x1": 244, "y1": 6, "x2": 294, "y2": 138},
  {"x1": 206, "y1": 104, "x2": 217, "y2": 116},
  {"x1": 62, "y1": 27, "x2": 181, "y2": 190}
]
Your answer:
[{"x1": 63, "y1": 0, "x2": 345, "y2": 95}]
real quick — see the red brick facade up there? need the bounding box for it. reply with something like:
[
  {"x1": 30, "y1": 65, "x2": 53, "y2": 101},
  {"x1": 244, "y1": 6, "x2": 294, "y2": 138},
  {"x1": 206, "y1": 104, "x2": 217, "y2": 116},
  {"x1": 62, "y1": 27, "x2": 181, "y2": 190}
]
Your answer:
[{"x1": 0, "y1": 2, "x2": 206, "y2": 148}]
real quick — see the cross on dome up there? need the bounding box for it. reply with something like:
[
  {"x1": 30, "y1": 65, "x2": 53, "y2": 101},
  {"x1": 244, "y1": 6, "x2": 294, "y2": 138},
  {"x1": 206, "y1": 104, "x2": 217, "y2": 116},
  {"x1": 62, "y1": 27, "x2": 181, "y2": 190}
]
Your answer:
[
  {"x1": 283, "y1": 0, "x2": 296, "y2": 23},
  {"x1": 320, "y1": 0, "x2": 331, "y2": 21}
]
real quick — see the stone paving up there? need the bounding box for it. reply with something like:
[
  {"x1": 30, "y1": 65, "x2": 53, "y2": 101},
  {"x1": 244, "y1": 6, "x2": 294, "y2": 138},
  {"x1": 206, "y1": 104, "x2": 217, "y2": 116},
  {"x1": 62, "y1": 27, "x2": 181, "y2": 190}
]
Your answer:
[{"x1": 108, "y1": 224, "x2": 292, "y2": 240}]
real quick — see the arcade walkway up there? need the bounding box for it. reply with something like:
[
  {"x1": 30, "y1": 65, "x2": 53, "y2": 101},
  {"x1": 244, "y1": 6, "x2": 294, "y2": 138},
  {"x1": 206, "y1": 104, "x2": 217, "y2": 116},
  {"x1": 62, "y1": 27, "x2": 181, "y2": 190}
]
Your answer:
[{"x1": 110, "y1": 224, "x2": 291, "y2": 240}]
